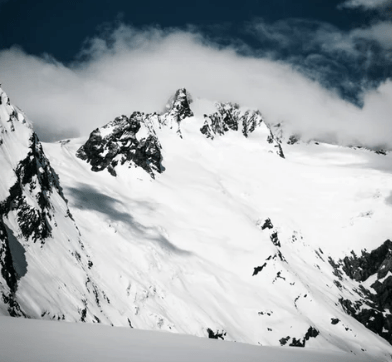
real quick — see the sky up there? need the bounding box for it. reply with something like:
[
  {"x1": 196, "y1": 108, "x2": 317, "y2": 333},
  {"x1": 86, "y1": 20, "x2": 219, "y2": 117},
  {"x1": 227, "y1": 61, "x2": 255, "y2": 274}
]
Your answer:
[{"x1": 0, "y1": 0, "x2": 391, "y2": 148}]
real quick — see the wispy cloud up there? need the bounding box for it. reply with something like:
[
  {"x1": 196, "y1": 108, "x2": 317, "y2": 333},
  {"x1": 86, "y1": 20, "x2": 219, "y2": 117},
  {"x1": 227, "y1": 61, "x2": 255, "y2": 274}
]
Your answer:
[
  {"x1": 247, "y1": 18, "x2": 392, "y2": 103},
  {"x1": 338, "y1": 0, "x2": 391, "y2": 10},
  {"x1": 351, "y1": 21, "x2": 392, "y2": 49},
  {"x1": 0, "y1": 24, "x2": 391, "y2": 150}
]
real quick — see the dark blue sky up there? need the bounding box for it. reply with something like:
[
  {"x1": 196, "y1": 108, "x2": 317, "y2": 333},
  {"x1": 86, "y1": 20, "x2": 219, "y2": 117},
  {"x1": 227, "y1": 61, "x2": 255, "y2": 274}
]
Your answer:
[{"x1": 0, "y1": 0, "x2": 369, "y2": 62}]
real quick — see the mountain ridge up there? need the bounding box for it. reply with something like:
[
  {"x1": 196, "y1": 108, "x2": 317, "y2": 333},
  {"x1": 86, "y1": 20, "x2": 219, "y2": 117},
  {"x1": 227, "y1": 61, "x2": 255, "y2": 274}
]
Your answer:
[{"x1": 1, "y1": 86, "x2": 392, "y2": 361}]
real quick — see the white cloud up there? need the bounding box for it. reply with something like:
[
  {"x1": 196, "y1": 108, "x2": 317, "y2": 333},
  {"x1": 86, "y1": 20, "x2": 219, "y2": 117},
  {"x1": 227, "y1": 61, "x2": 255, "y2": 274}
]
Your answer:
[
  {"x1": 1, "y1": 25, "x2": 392, "y2": 149},
  {"x1": 250, "y1": 18, "x2": 392, "y2": 57},
  {"x1": 339, "y1": 0, "x2": 391, "y2": 9},
  {"x1": 351, "y1": 21, "x2": 392, "y2": 49}
]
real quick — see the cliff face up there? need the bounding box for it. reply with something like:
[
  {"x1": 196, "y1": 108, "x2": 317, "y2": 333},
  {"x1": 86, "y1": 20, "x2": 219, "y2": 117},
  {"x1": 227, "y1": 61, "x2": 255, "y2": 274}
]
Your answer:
[
  {"x1": 329, "y1": 240, "x2": 392, "y2": 344},
  {"x1": 76, "y1": 112, "x2": 164, "y2": 177}
]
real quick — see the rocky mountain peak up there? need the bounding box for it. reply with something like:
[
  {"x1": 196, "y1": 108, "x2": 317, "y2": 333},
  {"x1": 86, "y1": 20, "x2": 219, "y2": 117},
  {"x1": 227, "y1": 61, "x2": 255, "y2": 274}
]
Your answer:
[
  {"x1": 76, "y1": 88, "x2": 195, "y2": 177},
  {"x1": 164, "y1": 88, "x2": 193, "y2": 122},
  {"x1": 0, "y1": 88, "x2": 31, "y2": 142},
  {"x1": 200, "y1": 102, "x2": 285, "y2": 158},
  {"x1": 77, "y1": 89, "x2": 288, "y2": 179},
  {"x1": 76, "y1": 111, "x2": 163, "y2": 178}
]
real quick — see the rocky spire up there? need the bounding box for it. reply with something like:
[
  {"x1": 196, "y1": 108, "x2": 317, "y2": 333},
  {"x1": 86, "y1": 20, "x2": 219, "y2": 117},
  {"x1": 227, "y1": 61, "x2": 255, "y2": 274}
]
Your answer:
[
  {"x1": 77, "y1": 88, "x2": 194, "y2": 177},
  {"x1": 163, "y1": 88, "x2": 194, "y2": 138},
  {"x1": 200, "y1": 102, "x2": 285, "y2": 158}
]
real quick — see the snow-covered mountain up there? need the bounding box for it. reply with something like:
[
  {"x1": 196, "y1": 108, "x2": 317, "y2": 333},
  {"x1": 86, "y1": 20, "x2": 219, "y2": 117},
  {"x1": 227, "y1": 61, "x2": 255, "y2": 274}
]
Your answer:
[
  {"x1": 0, "y1": 88, "x2": 113, "y2": 323},
  {"x1": 1, "y1": 86, "x2": 392, "y2": 361}
]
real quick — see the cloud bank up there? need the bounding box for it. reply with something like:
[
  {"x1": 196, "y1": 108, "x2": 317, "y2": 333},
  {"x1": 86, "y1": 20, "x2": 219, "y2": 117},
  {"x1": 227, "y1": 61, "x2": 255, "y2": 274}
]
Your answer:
[{"x1": 0, "y1": 24, "x2": 391, "y2": 150}]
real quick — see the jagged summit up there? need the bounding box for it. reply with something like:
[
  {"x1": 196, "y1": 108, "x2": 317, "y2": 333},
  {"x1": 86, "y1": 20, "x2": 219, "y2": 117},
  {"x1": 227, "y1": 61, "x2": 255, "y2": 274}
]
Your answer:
[
  {"x1": 77, "y1": 88, "x2": 285, "y2": 178},
  {"x1": 76, "y1": 88, "x2": 195, "y2": 177},
  {"x1": 200, "y1": 102, "x2": 285, "y2": 158},
  {"x1": 76, "y1": 112, "x2": 163, "y2": 177},
  {"x1": 163, "y1": 88, "x2": 193, "y2": 134}
]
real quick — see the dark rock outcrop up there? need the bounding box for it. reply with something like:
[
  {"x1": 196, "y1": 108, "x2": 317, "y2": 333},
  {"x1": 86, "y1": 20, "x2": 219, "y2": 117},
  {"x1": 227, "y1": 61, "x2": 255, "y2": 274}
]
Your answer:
[
  {"x1": 281, "y1": 327, "x2": 319, "y2": 348},
  {"x1": 77, "y1": 112, "x2": 163, "y2": 178},
  {"x1": 342, "y1": 240, "x2": 392, "y2": 283},
  {"x1": 253, "y1": 263, "x2": 267, "y2": 276},
  {"x1": 270, "y1": 231, "x2": 281, "y2": 248},
  {"x1": 77, "y1": 88, "x2": 193, "y2": 177},
  {"x1": 0, "y1": 221, "x2": 25, "y2": 316},
  {"x1": 0, "y1": 220, "x2": 18, "y2": 294},
  {"x1": 261, "y1": 218, "x2": 274, "y2": 230},
  {"x1": 333, "y1": 240, "x2": 392, "y2": 344},
  {"x1": 207, "y1": 328, "x2": 226, "y2": 340},
  {"x1": 200, "y1": 102, "x2": 285, "y2": 158},
  {"x1": 164, "y1": 88, "x2": 194, "y2": 125},
  {"x1": 0, "y1": 133, "x2": 66, "y2": 243}
]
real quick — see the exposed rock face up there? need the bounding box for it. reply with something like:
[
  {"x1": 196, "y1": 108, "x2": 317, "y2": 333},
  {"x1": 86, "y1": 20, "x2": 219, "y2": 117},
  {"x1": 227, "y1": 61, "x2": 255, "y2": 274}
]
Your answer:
[
  {"x1": 260, "y1": 218, "x2": 274, "y2": 230},
  {"x1": 0, "y1": 87, "x2": 111, "y2": 323},
  {"x1": 279, "y1": 326, "x2": 319, "y2": 347},
  {"x1": 200, "y1": 102, "x2": 285, "y2": 158},
  {"x1": 78, "y1": 91, "x2": 286, "y2": 178},
  {"x1": 77, "y1": 88, "x2": 194, "y2": 177},
  {"x1": 164, "y1": 88, "x2": 194, "y2": 134},
  {"x1": 0, "y1": 87, "x2": 66, "y2": 247},
  {"x1": 76, "y1": 112, "x2": 163, "y2": 178},
  {"x1": 0, "y1": 133, "x2": 66, "y2": 243},
  {"x1": 0, "y1": 221, "x2": 17, "y2": 293},
  {"x1": 342, "y1": 240, "x2": 392, "y2": 283},
  {"x1": 207, "y1": 328, "x2": 226, "y2": 340},
  {"x1": 0, "y1": 220, "x2": 24, "y2": 317},
  {"x1": 331, "y1": 240, "x2": 392, "y2": 345},
  {"x1": 253, "y1": 216, "x2": 392, "y2": 351}
]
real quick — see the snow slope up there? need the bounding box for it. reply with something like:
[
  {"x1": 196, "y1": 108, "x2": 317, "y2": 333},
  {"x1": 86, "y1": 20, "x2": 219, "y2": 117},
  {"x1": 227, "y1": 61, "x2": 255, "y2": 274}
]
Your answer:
[
  {"x1": 1, "y1": 87, "x2": 392, "y2": 361},
  {"x1": 0, "y1": 316, "x2": 370, "y2": 362}
]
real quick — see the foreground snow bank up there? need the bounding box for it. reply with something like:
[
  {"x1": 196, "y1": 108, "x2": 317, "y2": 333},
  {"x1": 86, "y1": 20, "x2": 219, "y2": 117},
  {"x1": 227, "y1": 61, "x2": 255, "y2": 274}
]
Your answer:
[{"x1": 0, "y1": 317, "x2": 370, "y2": 362}]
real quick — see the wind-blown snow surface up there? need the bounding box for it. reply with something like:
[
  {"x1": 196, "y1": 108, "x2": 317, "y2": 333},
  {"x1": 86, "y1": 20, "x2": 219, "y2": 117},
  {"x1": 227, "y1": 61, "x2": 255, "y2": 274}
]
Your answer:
[
  {"x1": 0, "y1": 316, "x2": 370, "y2": 362},
  {"x1": 40, "y1": 95, "x2": 392, "y2": 361}
]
